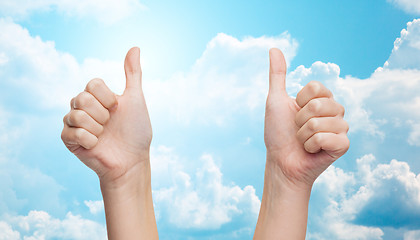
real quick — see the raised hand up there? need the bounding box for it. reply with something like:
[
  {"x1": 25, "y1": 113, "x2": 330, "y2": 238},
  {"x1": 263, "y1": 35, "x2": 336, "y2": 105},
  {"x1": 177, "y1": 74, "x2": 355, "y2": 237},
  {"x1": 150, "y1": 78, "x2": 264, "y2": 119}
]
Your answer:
[
  {"x1": 61, "y1": 47, "x2": 158, "y2": 240},
  {"x1": 254, "y1": 48, "x2": 349, "y2": 240},
  {"x1": 264, "y1": 48, "x2": 349, "y2": 188},
  {"x1": 61, "y1": 47, "x2": 152, "y2": 183}
]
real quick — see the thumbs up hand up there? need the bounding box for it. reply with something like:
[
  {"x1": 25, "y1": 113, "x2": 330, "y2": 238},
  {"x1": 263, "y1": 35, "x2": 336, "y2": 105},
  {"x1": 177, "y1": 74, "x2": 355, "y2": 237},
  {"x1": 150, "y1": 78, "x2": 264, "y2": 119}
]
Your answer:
[
  {"x1": 254, "y1": 48, "x2": 349, "y2": 240},
  {"x1": 61, "y1": 47, "x2": 158, "y2": 239},
  {"x1": 61, "y1": 47, "x2": 152, "y2": 184},
  {"x1": 264, "y1": 48, "x2": 349, "y2": 189}
]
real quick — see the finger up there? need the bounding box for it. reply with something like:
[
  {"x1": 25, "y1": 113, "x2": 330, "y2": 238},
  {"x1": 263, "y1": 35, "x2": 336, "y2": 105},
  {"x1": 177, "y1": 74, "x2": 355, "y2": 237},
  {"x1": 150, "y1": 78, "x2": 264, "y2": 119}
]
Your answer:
[
  {"x1": 124, "y1": 47, "x2": 142, "y2": 92},
  {"x1": 72, "y1": 91, "x2": 110, "y2": 125},
  {"x1": 269, "y1": 48, "x2": 287, "y2": 96},
  {"x1": 85, "y1": 78, "x2": 118, "y2": 110},
  {"x1": 61, "y1": 125, "x2": 98, "y2": 150},
  {"x1": 304, "y1": 132, "x2": 349, "y2": 159},
  {"x1": 64, "y1": 110, "x2": 104, "y2": 136},
  {"x1": 297, "y1": 117, "x2": 349, "y2": 144},
  {"x1": 296, "y1": 81, "x2": 333, "y2": 108},
  {"x1": 295, "y1": 98, "x2": 345, "y2": 127}
]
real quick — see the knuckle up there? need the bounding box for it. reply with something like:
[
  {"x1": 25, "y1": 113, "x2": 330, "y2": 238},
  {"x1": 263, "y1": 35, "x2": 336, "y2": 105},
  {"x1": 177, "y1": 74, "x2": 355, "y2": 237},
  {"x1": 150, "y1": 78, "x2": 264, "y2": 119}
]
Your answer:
[
  {"x1": 307, "y1": 81, "x2": 322, "y2": 95},
  {"x1": 70, "y1": 110, "x2": 86, "y2": 126},
  {"x1": 308, "y1": 99, "x2": 321, "y2": 113},
  {"x1": 86, "y1": 78, "x2": 104, "y2": 92},
  {"x1": 334, "y1": 101, "x2": 345, "y2": 116},
  {"x1": 70, "y1": 97, "x2": 76, "y2": 108},
  {"x1": 304, "y1": 141, "x2": 315, "y2": 153},
  {"x1": 85, "y1": 137, "x2": 98, "y2": 150},
  {"x1": 74, "y1": 128, "x2": 85, "y2": 142},
  {"x1": 313, "y1": 133, "x2": 323, "y2": 145},
  {"x1": 307, "y1": 118, "x2": 318, "y2": 132},
  {"x1": 339, "y1": 104, "x2": 345, "y2": 116},
  {"x1": 75, "y1": 92, "x2": 93, "y2": 108},
  {"x1": 60, "y1": 129, "x2": 66, "y2": 142},
  {"x1": 343, "y1": 120, "x2": 349, "y2": 133},
  {"x1": 343, "y1": 135, "x2": 350, "y2": 149},
  {"x1": 67, "y1": 112, "x2": 76, "y2": 126},
  {"x1": 340, "y1": 136, "x2": 350, "y2": 154},
  {"x1": 63, "y1": 113, "x2": 69, "y2": 125}
]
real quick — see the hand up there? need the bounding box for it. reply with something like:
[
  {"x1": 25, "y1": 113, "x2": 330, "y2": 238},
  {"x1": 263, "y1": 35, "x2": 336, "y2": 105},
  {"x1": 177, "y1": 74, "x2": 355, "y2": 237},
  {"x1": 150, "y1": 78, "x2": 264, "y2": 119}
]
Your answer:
[
  {"x1": 264, "y1": 48, "x2": 349, "y2": 189},
  {"x1": 61, "y1": 47, "x2": 152, "y2": 185}
]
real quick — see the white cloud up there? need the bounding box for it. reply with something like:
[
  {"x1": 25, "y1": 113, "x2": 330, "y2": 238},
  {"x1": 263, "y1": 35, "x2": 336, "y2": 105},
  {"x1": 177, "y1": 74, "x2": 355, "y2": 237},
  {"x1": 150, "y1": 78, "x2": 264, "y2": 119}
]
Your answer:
[
  {"x1": 1, "y1": 210, "x2": 106, "y2": 240},
  {"x1": 286, "y1": 61, "x2": 386, "y2": 137},
  {"x1": 2, "y1": 13, "x2": 420, "y2": 239},
  {"x1": 151, "y1": 147, "x2": 260, "y2": 232},
  {"x1": 0, "y1": 18, "x2": 125, "y2": 110},
  {"x1": 0, "y1": 222, "x2": 20, "y2": 240},
  {"x1": 387, "y1": 0, "x2": 420, "y2": 15},
  {"x1": 286, "y1": 19, "x2": 420, "y2": 144},
  {"x1": 0, "y1": 18, "x2": 299, "y2": 126},
  {"x1": 84, "y1": 200, "x2": 104, "y2": 215},
  {"x1": 0, "y1": 0, "x2": 145, "y2": 23},
  {"x1": 405, "y1": 230, "x2": 420, "y2": 240},
  {"x1": 0, "y1": 106, "x2": 66, "y2": 216},
  {"x1": 309, "y1": 154, "x2": 420, "y2": 239},
  {"x1": 145, "y1": 32, "x2": 299, "y2": 125},
  {"x1": 386, "y1": 19, "x2": 420, "y2": 69}
]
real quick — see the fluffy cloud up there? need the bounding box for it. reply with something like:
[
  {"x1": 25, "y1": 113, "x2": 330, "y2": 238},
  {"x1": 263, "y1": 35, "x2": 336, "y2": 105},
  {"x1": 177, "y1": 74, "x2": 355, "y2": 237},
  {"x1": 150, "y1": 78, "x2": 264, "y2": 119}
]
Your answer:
[
  {"x1": 405, "y1": 230, "x2": 420, "y2": 240},
  {"x1": 0, "y1": 0, "x2": 145, "y2": 23},
  {"x1": 84, "y1": 200, "x2": 104, "y2": 215},
  {"x1": 151, "y1": 146, "x2": 260, "y2": 235},
  {"x1": 0, "y1": 222, "x2": 20, "y2": 240},
  {"x1": 0, "y1": 106, "x2": 66, "y2": 216},
  {"x1": 0, "y1": 18, "x2": 125, "y2": 110},
  {"x1": 309, "y1": 154, "x2": 420, "y2": 239},
  {"x1": 286, "y1": 61, "x2": 386, "y2": 137},
  {"x1": 145, "y1": 32, "x2": 299, "y2": 125},
  {"x1": 286, "y1": 19, "x2": 420, "y2": 145},
  {"x1": 386, "y1": 19, "x2": 420, "y2": 69},
  {"x1": 387, "y1": 0, "x2": 420, "y2": 15},
  {"x1": 0, "y1": 18, "x2": 299, "y2": 126},
  {"x1": 0, "y1": 210, "x2": 106, "y2": 240}
]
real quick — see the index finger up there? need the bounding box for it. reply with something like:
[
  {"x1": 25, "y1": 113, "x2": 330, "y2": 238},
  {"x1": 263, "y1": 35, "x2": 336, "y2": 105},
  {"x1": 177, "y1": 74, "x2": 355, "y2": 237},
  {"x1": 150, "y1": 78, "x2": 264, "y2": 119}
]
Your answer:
[
  {"x1": 296, "y1": 81, "x2": 333, "y2": 108},
  {"x1": 85, "y1": 78, "x2": 118, "y2": 110}
]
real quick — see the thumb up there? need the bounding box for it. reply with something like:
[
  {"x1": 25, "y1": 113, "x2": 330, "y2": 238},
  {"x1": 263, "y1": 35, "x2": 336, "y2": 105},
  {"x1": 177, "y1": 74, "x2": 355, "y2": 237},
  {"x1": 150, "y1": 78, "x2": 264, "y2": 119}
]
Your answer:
[
  {"x1": 269, "y1": 48, "x2": 288, "y2": 95},
  {"x1": 124, "y1": 47, "x2": 142, "y2": 92}
]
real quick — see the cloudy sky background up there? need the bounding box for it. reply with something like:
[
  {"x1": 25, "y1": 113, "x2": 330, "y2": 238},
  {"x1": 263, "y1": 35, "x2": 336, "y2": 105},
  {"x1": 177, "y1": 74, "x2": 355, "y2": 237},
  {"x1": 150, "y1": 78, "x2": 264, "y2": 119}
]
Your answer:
[{"x1": 0, "y1": 0, "x2": 420, "y2": 239}]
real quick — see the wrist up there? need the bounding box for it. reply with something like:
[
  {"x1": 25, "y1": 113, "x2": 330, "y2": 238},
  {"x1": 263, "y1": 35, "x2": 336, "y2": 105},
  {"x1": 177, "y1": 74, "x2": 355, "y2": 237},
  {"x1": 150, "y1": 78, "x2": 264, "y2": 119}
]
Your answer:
[
  {"x1": 99, "y1": 156, "x2": 158, "y2": 240},
  {"x1": 100, "y1": 159, "x2": 152, "y2": 202},
  {"x1": 262, "y1": 159, "x2": 312, "y2": 207},
  {"x1": 265, "y1": 152, "x2": 314, "y2": 194},
  {"x1": 254, "y1": 156, "x2": 312, "y2": 240}
]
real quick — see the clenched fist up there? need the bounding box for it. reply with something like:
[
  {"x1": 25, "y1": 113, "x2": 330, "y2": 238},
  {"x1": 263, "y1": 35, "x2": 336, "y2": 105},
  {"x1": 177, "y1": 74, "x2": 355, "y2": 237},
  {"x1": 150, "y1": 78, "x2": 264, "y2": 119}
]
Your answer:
[
  {"x1": 254, "y1": 48, "x2": 350, "y2": 240},
  {"x1": 264, "y1": 48, "x2": 349, "y2": 188},
  {"x1": 61, "y1": 47, "x2": 152, "y2": 184}
]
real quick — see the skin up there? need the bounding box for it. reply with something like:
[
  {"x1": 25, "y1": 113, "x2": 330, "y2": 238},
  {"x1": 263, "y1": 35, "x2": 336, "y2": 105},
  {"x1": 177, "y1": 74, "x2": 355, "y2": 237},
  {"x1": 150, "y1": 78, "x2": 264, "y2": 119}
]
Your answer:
[
  {"x1": 61, "y1": 46, "x2": 347, "y2": 239},
  {"x1": 253, "y1": 48, "x2": 349, "y2": 240},
  {"x1": 61, "y1": 47, "x2": 158, "y2": 240}
]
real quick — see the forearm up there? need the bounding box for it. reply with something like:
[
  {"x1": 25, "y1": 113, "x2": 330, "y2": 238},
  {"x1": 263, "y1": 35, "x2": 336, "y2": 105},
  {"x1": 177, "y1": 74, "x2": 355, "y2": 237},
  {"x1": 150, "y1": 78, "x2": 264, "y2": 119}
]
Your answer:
[
  {"x1": 254, "y1": 158, "x2": 312, "y2": 240},
  {"x1": 100, "y1": 160, "x2": 158, "y2": 240}
]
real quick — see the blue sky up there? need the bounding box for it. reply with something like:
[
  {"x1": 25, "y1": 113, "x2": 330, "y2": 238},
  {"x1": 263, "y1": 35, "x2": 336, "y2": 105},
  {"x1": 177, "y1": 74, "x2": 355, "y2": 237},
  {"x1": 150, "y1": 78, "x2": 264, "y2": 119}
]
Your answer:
[{"x1": 1, "y1": 0, "x2": 420, "y2": 239}]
